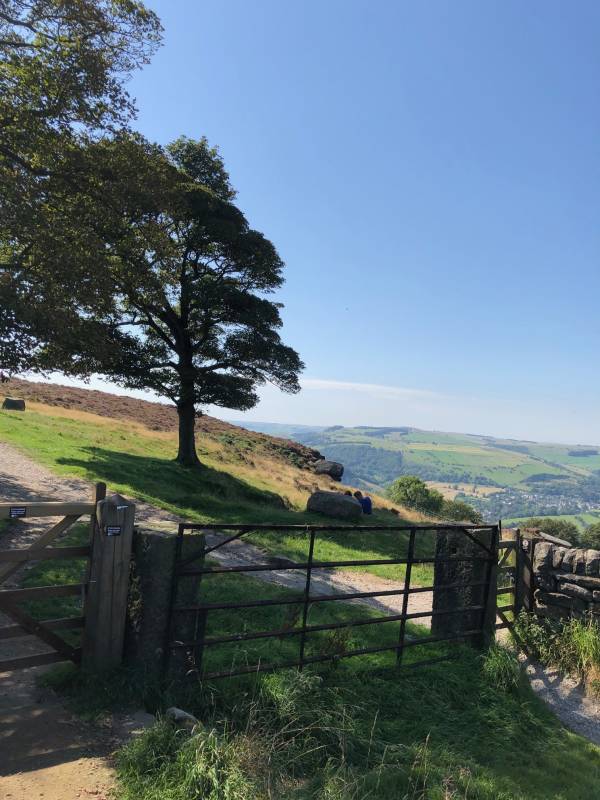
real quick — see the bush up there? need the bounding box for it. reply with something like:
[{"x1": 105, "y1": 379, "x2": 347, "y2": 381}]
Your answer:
[
  {"x1": 387, "y1": 476, "x2": 444, "y2": 515},
  {"x1": 520, "y1": 517, "x2": 578, "y2": 543},
  {"x1": 579, "y1": 522, "x2": 600, "y2": 549},
  {"x1": 514, "y1": 612, "x2": 600, "y2": 692},
  {"x1": 441, "y1": 499, "x2": 483, "y2": 524}
]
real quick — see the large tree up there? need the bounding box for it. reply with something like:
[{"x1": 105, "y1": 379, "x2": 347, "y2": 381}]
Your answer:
[
  {"x1": 4, "y1": 134, "x2": 304, "y2": 465},
  {"x1": 0, "y1": 0, "x2": 162, "y2": 372}
]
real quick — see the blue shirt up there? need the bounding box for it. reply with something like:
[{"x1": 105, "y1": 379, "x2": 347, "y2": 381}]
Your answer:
[{"x1": 360, "y1": 496, "x2": 372, "y2": 515}]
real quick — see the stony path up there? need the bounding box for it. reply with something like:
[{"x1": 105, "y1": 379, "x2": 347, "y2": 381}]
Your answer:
[{"x1": 521, "y1": 656, "x2": 600, "y2": 745}]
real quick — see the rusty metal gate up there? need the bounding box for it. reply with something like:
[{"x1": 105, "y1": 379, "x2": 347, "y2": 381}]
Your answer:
[{"x1": 165, "y1": 522, "x2": 501, "y2": 681}]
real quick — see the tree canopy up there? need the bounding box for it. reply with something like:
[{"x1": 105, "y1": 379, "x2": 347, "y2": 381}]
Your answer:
[
  {"x1": 520, "y1": 517, "x2": 579, "y2": 544},
  {"x1": 2, "y1": 133, "x2": 303, "y2": 464},
  {"x1": 0, "y1": 0, "x2": 162, "y2": 374}
]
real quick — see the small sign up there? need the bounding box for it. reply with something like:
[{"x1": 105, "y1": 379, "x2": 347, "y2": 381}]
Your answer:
[
  {"x1": 521, "y1": 539, "x2": 530, "y2": 551},
  {"x1": 106, "y1": 525, "x2": 122, "y2": 537},
  {"x1": 9, "y1": 506, "x2": 27, "y2": 519}
]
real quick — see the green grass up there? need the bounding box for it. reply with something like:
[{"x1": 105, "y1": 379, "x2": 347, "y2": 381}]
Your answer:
[
  {"x1": 43, "y1": 568, "x2": 600, "y2": 799},
  {"x1": 0, "y1": 408, "x2": 436, "y2": 583},
  {"x1": 110, "y1": 643, "x2": 600, "y2": 799}
]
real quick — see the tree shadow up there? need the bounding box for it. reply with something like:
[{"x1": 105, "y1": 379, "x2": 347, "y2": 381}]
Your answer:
[{"x1": 56, "y1": 446, "x2": 304, "y2": 524}]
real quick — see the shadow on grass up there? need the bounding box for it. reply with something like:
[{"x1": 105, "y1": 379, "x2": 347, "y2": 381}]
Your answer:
[
  {"x1": 57, "y1": 446, "x2": 304, "y2": 523},
  {"x1": 57, "y1": 448, "x2": 436, "y2": 564}
]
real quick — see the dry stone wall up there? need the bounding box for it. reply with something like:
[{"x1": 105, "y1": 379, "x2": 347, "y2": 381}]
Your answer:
[{"x1": 532, "y1": 540, "x2": 600, "y2": 620}]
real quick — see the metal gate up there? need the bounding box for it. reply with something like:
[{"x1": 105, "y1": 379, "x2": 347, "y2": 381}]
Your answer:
[{"x1": 165, "y1": 522, "x2": 501, "y2": 681}]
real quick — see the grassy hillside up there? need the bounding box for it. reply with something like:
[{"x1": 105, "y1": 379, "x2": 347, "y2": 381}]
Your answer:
[{"x1": 0, "y1": 382, "x2": 442, "y2": 586}]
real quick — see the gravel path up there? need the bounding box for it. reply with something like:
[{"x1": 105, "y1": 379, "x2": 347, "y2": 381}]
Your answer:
[{"x1": 520, "y1": 656, "x2": 600, "y2": 745}]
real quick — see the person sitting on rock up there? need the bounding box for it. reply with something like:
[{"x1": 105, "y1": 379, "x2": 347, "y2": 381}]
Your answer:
[{"x1": 353, "y1": 490, "x2": 372, "y2": 515}]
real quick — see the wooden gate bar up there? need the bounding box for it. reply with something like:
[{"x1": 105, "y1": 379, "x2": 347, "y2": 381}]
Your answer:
[
  {"x1": 0, "y1": 600, "x2": 81, "y2": 662},
  {"x1": 0, "y1": 546, "x2": 91, "y2": 562},
  {"x1": 0, "y1": 503, "x2": 93, "y2": 519},
  {"x1": 0, "y1": 616, "x2": 84, "y2": 640},
  {"x1": 0, "y1": 514, "x2": 82, "y2": 584},
  {"x1": 0, "y1": 651, "x2": 79, "y2": 672}
]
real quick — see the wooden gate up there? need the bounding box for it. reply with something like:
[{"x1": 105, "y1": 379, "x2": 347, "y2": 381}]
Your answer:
[
  {"x1": 0, "y1": 484, "x2": 105, "y2": 671},
  {"x1": 496, "y1": 528, "x2": 519, "y2": 633}
]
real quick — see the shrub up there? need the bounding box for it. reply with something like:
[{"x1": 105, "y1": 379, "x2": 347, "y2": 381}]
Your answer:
[
  {"x1": 579, "y1": 521, "x2": 600, "y2": 549},
  {"x1": 441, "y1": 499, "x2": 483, "y2": 524},
  {"x1": 387, "y1": 476, "x2": 444, "y2": 515},
  {"x1": 520, "y1": 517, "x2": 578, "y2": 543}
]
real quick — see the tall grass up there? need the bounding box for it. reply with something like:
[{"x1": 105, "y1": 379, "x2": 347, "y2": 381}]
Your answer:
[{"x1": 514, "y1": 611, "x2": 600, "y2": 692}]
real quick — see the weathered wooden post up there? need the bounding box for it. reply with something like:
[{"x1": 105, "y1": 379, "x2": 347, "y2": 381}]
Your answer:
[{"x1": 82, "y1": 493, "x2": 135, "y2": 671}]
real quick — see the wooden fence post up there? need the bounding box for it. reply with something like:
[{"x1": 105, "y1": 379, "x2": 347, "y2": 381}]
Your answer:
[{"x1": 82, "y1": 493, "x2": 135, "y2": 672}]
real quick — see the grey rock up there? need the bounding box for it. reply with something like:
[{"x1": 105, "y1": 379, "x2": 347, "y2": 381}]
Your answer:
[
  {"x1": 552, "y1": 547, "x2": 566, "y2": 570},
  {"x1": 559, "y1": 582, "x2": 593, "y2": 602},
  {"x1": 562, "y1": 549, "x2": 578, "y2": 573},
  {"x1": 306, "y1": 491, "x2": 362, "y2": 521},
  {"x1": 314, "y1": 460, "x2": 344, "y2": 481},
  {"x1": 536, "y1": 602, "x2": 568, "y2": 620},
  {"x1": 593, "y1": 591, "x2": 600, "y2": 603},
  {"x1": 2, "y1": 397, "x2": 25, "y2": 411},
  {"x1": 555, "y1": 573, "x2": 600, "y2": 590},
  {"x1": 585, "y1": 549, "x2": 600, "y2": 576},
  {"x1": 574, "y1": 551, "x2": 588, "y2": 575},
  {"x1": 536, "y1": 574, "x2": 556, "y2": 592},
  {"x1": 165, "y1": 707, "x2": 201, "y2": 732},
  {"x1": 534, "y1": 589, "x2": 585, "y2": 610},
  {"x1": 533, "y1": 542, "x2": 553, "y2": 573}
]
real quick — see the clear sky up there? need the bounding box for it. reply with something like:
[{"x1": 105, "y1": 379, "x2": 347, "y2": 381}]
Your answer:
[{"x1": 46, "y1": 1, "x2": 600, "y2": 443}]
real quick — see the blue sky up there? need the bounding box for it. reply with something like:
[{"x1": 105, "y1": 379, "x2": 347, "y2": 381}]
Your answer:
[{"x1": 48, "y1": 1, "x2": 600, "y2": 442}]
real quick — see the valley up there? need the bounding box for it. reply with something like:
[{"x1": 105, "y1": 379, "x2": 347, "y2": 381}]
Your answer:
[{"x1": 239, "y1": 422, "x2": 600, "y2": 525}]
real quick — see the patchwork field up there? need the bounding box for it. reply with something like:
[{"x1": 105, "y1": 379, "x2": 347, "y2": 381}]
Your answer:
[{"x1": 245, "y1": 422, "x2": 600, "y2": 521}]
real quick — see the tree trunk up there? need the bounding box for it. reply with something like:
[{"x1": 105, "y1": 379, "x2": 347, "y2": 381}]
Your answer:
[{"x1": 176, "y1": 397, "x2": 200, "y2": 466}]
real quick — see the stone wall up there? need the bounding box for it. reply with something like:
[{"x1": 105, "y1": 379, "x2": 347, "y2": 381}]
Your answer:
[{"x1": 532, "y1": 540, "x2": 600, "y2": 620}]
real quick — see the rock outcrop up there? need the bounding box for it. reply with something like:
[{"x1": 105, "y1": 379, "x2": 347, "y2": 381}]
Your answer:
[
  {"x1": 306, "y1": 490, "x2": 362, "y2": 521},
  {"x1": 314, "y1": 460, "x2": 344, "y2": 481}
]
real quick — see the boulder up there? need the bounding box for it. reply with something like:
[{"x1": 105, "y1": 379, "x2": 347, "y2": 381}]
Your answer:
[
  {"x1": 574, "y1": 551, "x2": 588, "y2": 576},
  {"x1": 535, "y1": 589, "x2": 586, "y2": 611},
  {"x1": 306, "y1": 491, "x2": 362, "y2": 521},
  {"x1": 2, "y1": 397, "x2": 25, "y2": 411},
  {"x1": 165, "y1": 707, "x2": 201, "y2": 732},
  {"x1": 314, "y1": 460, "x2": 344, "y2": 481},
  {"x1": 562, "y1": 548, "x2": 578, "y2": 573}
]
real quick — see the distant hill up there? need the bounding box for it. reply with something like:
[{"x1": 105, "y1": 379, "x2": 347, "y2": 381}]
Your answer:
[{"x1": 240, "y1": 422, "x2": 600, "y2": 521}]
